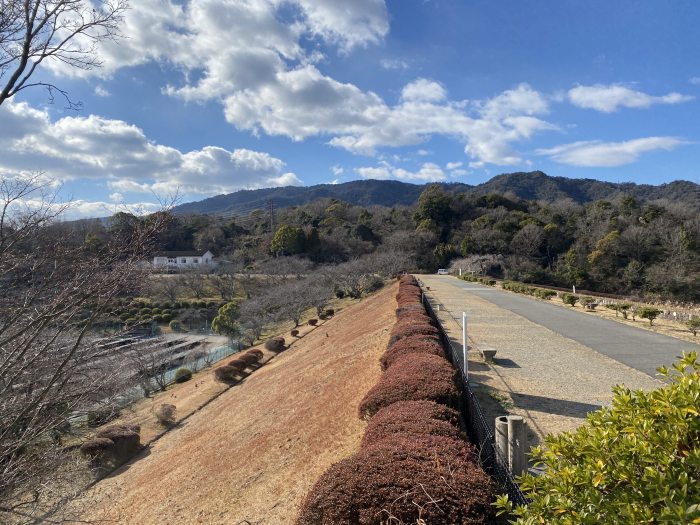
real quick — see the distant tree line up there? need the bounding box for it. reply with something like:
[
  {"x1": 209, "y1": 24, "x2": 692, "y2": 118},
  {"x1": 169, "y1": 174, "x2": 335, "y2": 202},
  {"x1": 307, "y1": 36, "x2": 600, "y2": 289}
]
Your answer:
[{"x1": 73, "y1": 185, "x2": 700, "y2": 302}]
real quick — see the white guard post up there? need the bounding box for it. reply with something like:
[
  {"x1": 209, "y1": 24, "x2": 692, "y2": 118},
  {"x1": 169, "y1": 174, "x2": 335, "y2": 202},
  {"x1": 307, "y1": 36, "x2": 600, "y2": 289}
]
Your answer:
[{"x1": 462, "y1": 311, "x2": 468, "y2": 382}]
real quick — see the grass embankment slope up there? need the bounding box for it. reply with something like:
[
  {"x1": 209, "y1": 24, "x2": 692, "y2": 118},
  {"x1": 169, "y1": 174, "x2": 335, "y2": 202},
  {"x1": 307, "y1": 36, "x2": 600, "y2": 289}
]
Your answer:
[{"x1": 73, "y1": 284, "x2": 396, "y2": 525}]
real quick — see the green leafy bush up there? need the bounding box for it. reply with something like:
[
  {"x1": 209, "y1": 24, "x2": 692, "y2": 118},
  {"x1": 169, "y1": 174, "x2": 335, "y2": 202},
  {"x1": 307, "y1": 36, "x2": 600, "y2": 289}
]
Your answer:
[
  {"x1": 169, "y1": 319, "x2": 183, "y2": 332},
  {"x1": 119, "y1": 313, "x2": 130, "y2": 321},
  {"x1": 174, "y1": 368, "x2": 192, "y2": 383},
  {"x1": 534, "y1": 288, "x2": 557, "y2": 300},
  {"x1": 635, "y1": 306, "x2": 663, "y2": 326},
  {"x1": 162, "y1": 314, "x2": 173, "y2": 323},
  {"x1": 561, "y1": 293, "x2": 579, "y2": 307},
  {"x1": 687, "y1": 318, "x2": 700, "y2": 336},
  {"x1": 152, "y1": 314, "x2": 164, "y2": 323},
  {"x1": 496, "y1": 352, "x2": 700, "y2": 525}
]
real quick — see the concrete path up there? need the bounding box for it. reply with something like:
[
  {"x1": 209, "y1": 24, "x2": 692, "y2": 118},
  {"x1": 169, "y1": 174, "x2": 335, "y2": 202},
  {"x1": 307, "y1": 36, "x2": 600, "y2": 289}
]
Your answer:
[
  {"x1": 421, "y1": 275, "x2": 699, "y2": 377},
  {"x1": 417, "y1": 274, "x2": 688, "y2": 443}
]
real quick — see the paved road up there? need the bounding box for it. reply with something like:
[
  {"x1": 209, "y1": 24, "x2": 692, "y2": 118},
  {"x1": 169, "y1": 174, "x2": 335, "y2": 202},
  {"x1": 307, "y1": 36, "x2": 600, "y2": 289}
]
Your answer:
[{"x1": 420, "y1": 275, "x2": 699, "y2": 377}]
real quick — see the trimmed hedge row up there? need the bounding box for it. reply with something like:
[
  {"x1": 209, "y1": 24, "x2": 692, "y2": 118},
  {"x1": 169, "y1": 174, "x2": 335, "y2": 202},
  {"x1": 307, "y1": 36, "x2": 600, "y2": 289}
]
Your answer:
[
  {"x1": 297, "y1": 435, "x2": 494, "y2": 525},
  {"x1": 214, "y1": 349, "x2": 266, "y2": 384},
  {"x1": 297, "y1": 274, "x2": 496, "y2": 524}
]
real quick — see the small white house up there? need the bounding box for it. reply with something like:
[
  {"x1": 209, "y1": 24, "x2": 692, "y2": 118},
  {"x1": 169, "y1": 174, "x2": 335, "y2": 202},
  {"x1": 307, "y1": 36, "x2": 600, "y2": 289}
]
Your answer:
[{"x1": 152, "y1": 250, "x2": 215, "y2": 269}]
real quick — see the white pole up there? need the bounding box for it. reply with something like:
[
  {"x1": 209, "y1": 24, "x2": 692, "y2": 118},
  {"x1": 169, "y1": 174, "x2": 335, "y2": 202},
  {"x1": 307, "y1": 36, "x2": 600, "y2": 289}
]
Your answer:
[
  {"x1": 459, "y1": 267, "x2": 462, "y2": 276},
  {"x1": 462, "y1": 311, "x2": 468, "y2": 382}
]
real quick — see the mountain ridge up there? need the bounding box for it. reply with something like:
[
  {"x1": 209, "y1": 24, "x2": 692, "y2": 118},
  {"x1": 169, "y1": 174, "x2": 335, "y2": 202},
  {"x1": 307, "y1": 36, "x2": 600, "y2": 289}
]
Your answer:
[{"x1": 173, "y1": 171, "x2": 700, "y2": 216}]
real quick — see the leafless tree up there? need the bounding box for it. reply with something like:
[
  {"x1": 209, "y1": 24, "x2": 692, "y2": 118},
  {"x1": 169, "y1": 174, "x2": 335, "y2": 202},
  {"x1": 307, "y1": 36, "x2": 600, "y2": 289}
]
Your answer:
[
  {"x1": 150, "y1": 275, "x2": 182, "y2": 303},
  {"x1": 181, "y1": 270, "x2": 207, "y2": 299},
  {"x1": 0, "y1": 174, "x2": 169, "y2": 521},
  {"x1": 184, "y1": 347, "x2": 207, "y2": 372},
  {"x1": 209, "y1": 272, "x2": 237, "y2": 301},
  {"x1": 0, "y1": 0, "x2": 129, "y2": 107}
]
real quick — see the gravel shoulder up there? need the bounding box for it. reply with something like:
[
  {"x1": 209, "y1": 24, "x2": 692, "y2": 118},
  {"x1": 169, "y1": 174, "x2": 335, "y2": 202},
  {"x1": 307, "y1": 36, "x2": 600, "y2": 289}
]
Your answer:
[{"x1": 65, "y1": 284, "x2": 395, "y2": 525}]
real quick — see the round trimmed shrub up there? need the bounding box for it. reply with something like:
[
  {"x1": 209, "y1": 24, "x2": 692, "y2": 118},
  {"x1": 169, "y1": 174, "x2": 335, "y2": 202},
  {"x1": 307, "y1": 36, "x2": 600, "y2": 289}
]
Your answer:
[
  {"x1": 124, "y1": 317, "x2": 137, "y2": 325},
  {"x1": 291, "y1": 329, "x2": 299, "y2": 337},
  {"x1": 308, "y1": 318, "x2": 318, "y2": 326},
  {"x1": 264, "y1": 337, "x2": 285, "y2": 352},
  {"x1": 297, "y1": 435, "x2": 494, "y2": 525},
  {"x1": 227, "y1": 359, "x2": 247, "y2": 372},
  {"x1": 324, "y1": 308, "x2": 334, "y2": 316},
  {"x1": 119, "y1": 312, "x2": 130, "y2": 321},
  {"x1": 139, "y1": 307, "x2": 152, "y2": 315},
  {"x1": 151, "y1": 308, "x2": 162, "y2": 314},
  {"x1": 174, "y1": 367, "x2": 192, "y2": 383},
  {"x1": 361, "y1": 400, "x2": 462, "y2": 448},
  {"x1": 214, "y1": 365, "x2": 238, "y2": 383},
  {"x1": 162, "y1": 314, "x2": 174, "y2": 323},
  {"x1": 152, "y1": 314, "x2": 164, "y2": 323},
  {"x1": 80, "y1": 437, "x2": 114, "y2": 458},
  {"x1": 359, "y1": 353, "x2": 458, "y2": 418},
  {"x1": 236, "y1": 352, "x2": 260, "y2": 366},
  {"x1": 169, "y1": 319, "x2": 183, "y2": 332}
]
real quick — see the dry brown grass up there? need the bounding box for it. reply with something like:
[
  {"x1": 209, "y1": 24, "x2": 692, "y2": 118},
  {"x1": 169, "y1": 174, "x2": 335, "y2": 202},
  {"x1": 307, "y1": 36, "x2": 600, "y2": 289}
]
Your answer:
[{"x1": 67, "y1": 285, "x2": 397, "y2": 525}]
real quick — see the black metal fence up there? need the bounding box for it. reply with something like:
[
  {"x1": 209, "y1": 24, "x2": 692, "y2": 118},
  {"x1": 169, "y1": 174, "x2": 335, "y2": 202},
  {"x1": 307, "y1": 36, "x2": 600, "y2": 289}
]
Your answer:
[{"x1": 422, "y1": 291, "x2": 529, "y2": 507}]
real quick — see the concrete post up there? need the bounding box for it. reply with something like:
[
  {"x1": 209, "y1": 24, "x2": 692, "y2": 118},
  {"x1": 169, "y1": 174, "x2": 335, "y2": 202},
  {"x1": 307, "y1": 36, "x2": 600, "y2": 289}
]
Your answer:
[
  {"x1": 495, "y1": 416, "x2": 508, "y2": 466},
  {"x1": 459, "y1": 267, "x2": 462, "y2": 276},
  {"x1": 507, "y1": 415, "x2": 527, "y2": 476},
  {"x1": 462, "y1": 311, "x2": 468, "y2": 382}
]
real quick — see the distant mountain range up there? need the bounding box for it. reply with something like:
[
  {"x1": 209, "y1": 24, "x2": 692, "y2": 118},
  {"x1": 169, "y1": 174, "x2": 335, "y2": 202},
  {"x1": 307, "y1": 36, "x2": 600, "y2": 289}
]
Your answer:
[{"x1": 173, "y1": 171, "x2": 700, "y2": 216}]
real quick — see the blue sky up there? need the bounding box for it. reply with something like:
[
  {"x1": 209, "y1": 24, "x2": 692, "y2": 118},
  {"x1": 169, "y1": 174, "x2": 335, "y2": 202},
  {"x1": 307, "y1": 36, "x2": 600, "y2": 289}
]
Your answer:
[{"x1": 2, "y1": 0, "x2": 699, "y2": 217}]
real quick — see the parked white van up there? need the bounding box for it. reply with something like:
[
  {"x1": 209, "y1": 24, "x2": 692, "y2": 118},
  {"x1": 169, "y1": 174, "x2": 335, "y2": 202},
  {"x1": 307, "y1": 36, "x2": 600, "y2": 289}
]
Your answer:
[{"x1": 437, "y1": 269, "x2": 449, "y2": 275}]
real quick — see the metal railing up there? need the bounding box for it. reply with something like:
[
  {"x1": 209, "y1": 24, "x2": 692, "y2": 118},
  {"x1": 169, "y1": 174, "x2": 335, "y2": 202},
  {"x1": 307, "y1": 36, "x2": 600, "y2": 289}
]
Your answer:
[{"x1": 422, "y1": 291, "x2": 529, "y2": 507}]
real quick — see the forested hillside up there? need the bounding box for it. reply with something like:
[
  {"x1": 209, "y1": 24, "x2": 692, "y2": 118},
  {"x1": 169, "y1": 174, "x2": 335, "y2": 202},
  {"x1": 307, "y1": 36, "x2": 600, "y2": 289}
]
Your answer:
[{"x1": 76, "y1": 180, "x2": 700, "y2": 302}]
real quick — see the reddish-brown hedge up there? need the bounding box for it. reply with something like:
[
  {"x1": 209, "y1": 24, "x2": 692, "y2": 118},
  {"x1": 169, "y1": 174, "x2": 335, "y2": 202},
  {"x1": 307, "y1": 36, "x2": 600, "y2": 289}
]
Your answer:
[
  {"x1": 358, "y1": 353, "x2": 458, "y2": 418},
  {"x1": 214, "y1": 365, "x2": 238, "y2": 383},
  {"x1": 386, "y1": 333, "x2": 442, "y2": 351},
  {"x1": 388, "y1": 323, "x2": 440, "y2": 346},
  {"x1": 361, "y1": 400, "x2": 462, "y2": 448},
  {"x1": 246, "y1": 349, "x2": 264, "y2": 360},
  {"x1": 264, "y1": 337, "x2": 286, "y2": 352},
  {"x1": 291, "y1": 329, "x2": 299, "y2": 337},
  {"x1": 380, "y1": 339, "x2": 446, "y2": 370},
  {"x1": 296, "y1": 434, "x2": 495, "y2": 525},
  {"x1": 236, "y1": 352, "x2": 261, "y2": 366},
  {"x1": 227, "y1": 359, "x2": 247, "y2": 371}
]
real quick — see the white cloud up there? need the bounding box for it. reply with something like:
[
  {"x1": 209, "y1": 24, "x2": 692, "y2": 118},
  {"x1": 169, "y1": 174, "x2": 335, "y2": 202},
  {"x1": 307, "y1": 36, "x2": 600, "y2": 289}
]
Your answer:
[
  {"x1": 401, "y1": 78, "x2": 447, "y2": 103},
  {"x1": 34, "y1": 2, "x2": 555, "y2": 167},
  {"x1": 0, "y1": 100, "x2": 301, "y2": 197},
  {"x1": 536, "y1": 137, "x2": 690, "y2": 167},
  {"x1": 691, "y1": 77, "x2": 700, "y2": 86},
  {"x1": 331, "y1": 165, "x2": 344, "y2": 175},
  {"x1": 94, "y1": 85, "x2": 111, "y2": 97},
  {"x1": 450, "y1": 169, "x2": 468, "y2": 177},
  {"x1": 417, "y1": 149, "x2": 431, "y2": 156},
  {"x1": 446, "y1": 161, "x2": 463, "y2": 170},
  {"x1": 568, "y1": 84, "x2": 694, "y2": 112},
  {"x1": 357, "y1": 162, "x2": 446, "y2": 182},
  {"x1": 109, "y1": 192, "x2": 124, "y2": 203},
  {"x1": 380, "y1": 58, "x2": 409, "y2": 70}
]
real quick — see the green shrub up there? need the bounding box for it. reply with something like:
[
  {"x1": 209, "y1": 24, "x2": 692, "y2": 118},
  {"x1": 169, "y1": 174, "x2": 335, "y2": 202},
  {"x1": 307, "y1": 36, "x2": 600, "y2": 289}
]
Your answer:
[
  {"x1": 687, "y1": 318, "x2": 700, "y2": 336},
  {"x1": 496, "y1": 352, "x2": 700, "y2": 524},
  {"x1": 174, "y1": 368, "x2": 192, "y2": 383},
  {"x1": 124, "y1": 317, "x2": 137, "y2": 325},
  {"x1": 581, "y1": 296, "x2": 597, "y2": 309},
  {"x1": 635, "y1": 306, "x2": 662, "y2": 326},
  {"x1": 534, "y1": 289, "x2": 557, "y2": 300},
  {"x1": 151, "y1": 308, "x2": 162, "y2": 314},
  {"x1": 562, "y1": 293, "x2": 579, "y2": 307},
  {"x1": 169, "y1": 320, "x2": 183, "y2": 332},
  {"x1": 152, "y1": 314, "x2": 164, "y2": 323},
  {"x1": 119, "y1": 312, "x2": 130, "y2": 321},
  {"x1": 139, "y1": 307, "x2": 152, "y2": 315},
  {"x1": 162, "y1": 314, "x2": 173, "y2": 323}
]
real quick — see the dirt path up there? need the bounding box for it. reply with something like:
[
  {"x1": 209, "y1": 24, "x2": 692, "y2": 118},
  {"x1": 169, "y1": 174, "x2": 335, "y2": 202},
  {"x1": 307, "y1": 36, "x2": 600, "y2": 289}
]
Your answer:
[{"x1": 67, "y1": 284, "x2": 395, "y2": 525}]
